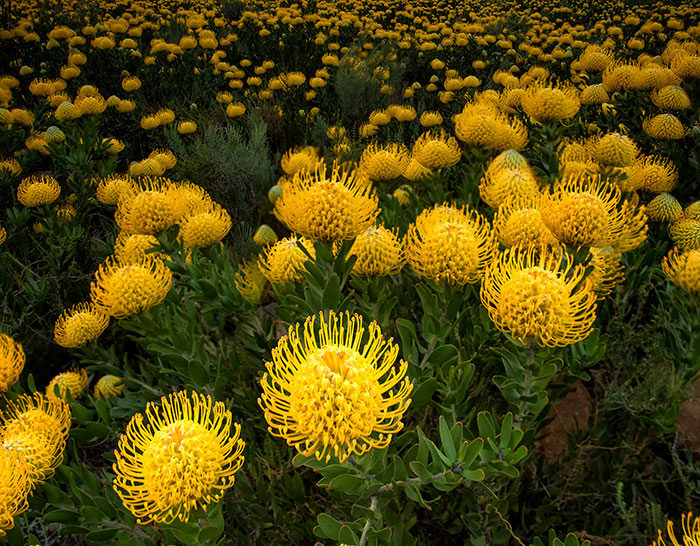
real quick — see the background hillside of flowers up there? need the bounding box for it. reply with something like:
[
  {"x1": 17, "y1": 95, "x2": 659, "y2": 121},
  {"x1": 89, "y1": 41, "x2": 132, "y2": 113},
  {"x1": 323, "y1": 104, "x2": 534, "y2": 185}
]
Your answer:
[{"x1": 1, "y1": 0, "x2": 700, "y2": 544}]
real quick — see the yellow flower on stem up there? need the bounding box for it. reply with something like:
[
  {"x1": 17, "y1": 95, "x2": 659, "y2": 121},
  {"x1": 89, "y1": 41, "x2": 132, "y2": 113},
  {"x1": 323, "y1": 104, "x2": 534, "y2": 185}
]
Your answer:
[
  {"x1": 17, "y1": 176, "x2": 61, "y2": 207},
  {"x1": 259, "y1": 235, "x2": 316, "y2": 285},
  {"x1": 0, "y1": 447, "x2": 31, "y2": 536},
  {"x1": 407, "y1": 203, "x2": 496, "y2": 285},
  {"x1": 359, "y1": 143, "x2": 410, "y2": 181},
  {"x1": 259, "y1": 311, "x2": 412, "y2": 463},
  {"x1": 234, "y1": 258, "x2": 269, "y2": 304},
  {"x1": 178, "y1": 203, "x2": 232, "y2": 249},
  {"x1": 0, "y1": 334, "x2": 24, "y2": 393},
  {"x1": 274, "y1": 163, "x2": 379, "y2": 242},
  {"x1": 411, "y1": 130, "x2": 461, "y2": 170},
  {"x1": 113, "y1": 391, "x2": 245, "y2": 524},
  {"x1": 481, "y1": 246, "x2": 597, "y2": 347},
  {"x1": 652, "y1": 512, "x2": 700, "y2": 546},
  {"x1": 90, "y1": 255, "x2": 173, "y2": 319},
  {"x1": 281, "y1": 146, "x2": 321, "y2": 176},
  {"x1": 116, "y1": 177, "x2": 176, "y2": 235},
  {"x1": 53, "y1": 302, "x2": 109, "y2": 348},
  {"x1": 521, "y1": 81, "x2": 580, "y2": 123},
  {"x1": 94, "y1": 375, "x2": 125, "y2": 399},
  {"x1": 346, "y1": 225, "x2": 405, "y2": 276}
]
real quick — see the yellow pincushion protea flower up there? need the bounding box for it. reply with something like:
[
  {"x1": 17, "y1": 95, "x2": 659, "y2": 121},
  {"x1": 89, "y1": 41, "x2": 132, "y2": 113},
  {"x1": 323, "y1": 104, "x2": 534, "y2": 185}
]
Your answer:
[
  {"x1": 411, "y1": 130, "x2": 461, "y2": 170},
  {"x1": 259, "y1": 311, "x2": 412, "y2": 463},
  {"x1": 481, "y1": 246, "x2": 597, "y2": 347},
  {"x1": 636, "y1": 156, "x2": 679, "y2": 194},
  {"x1": 281, "y1": 146, "x2": 321, "y2": 176},
  {"x1": 178, "y1": 203, "x2": 232, "y2": 248},
  {"x1": 74, "y1": 94, "x2": 107, "y2": 116},
  {"x1": 148, "y1": 149, "x2": 177, "y2": 171},
  {"x1": 590, "y1": 132, "x2": 639, "y2": 167},
  {"x1": 0, "y1": 158, "x2": 21, "y2": 176},
  {"x1": 643, "y1": 114, "x2": 688, "y2": 140},
  {"x1": 114, "y1": 232, "x2": 161, "y2": 263},
  {"x1": 479, "y1": 167, "x2": 541, "y2": 209},
  {"x1": 652, "y1": 512, "x2": 700, "y2": 546},
  {"x1": 494, "y1": 195, "x2": 558, "y2": 249},
  {"x1": 521, "y1": 82, "x2": 581, "y2": 123},
  {"x1": 113, "y1": 391, "x2": 245, "y2": 524},
  {"x1": 347, "y1": 225, "x2": 405, "y2": 276},
  {"x1": 651, "y1": 85, "x2": 691, "y2": 110},
  {"x1": 540, "y1": 174, "x2": 648, "y2": 248},
  {"x1": 0, "y1": 447, "x2": 31, "y2": 536},
  {"x1": 90, "y1": 255, "x2": 172, "y2": 319},
  {"x1": 2, "y1": 392, "x2": 71, "y2": 486},
  {"x1": 121, "y1": 76, "x2": 141, "y2": 92},
  {"x1": 577, "y1": 45, "x2": 614, "y2": 73},
  {"x1": 274, "y1": 163, "x2": 379, "y2": 242},
  {"x1": 419, "y1": 110, "x2": 443, "y2": 127},
  {"x1": 454, "y1": 102, "x2": 528, "y2": 151},
  {"x1": 96, "y1": 174, "x2": 135, "y2": 205},
  {"x1": 0, "y1": 334, "x2": 24, "y2": 393},
  {"x1": 407, "y1": 203, "x2": 496, "y2": 285},
  {"x1": 669, "y1": 219, "x2": 700, "y2": 251},
  {"x1": 259, "y1": 236, "x2": 316, "y2": 285},
  {"x1": 17, "y1": 175, "x2": 61, "y2": 207},
  {"x1": 53, "y1": 302, "x2": 109, "y2": 348},
  {"x1": 94, "y1": 375, "x2": 124, "y2": 399},
  {"x1": 579, "y1": 84, "x2": 610, "y2": 106},
  {"x1": 167, "y1": 182, "x2": 213, "y2": 221},
  {"x1": 685, "y1": 202, "x2": 700, "y2": 221},
  {"x1": 46, "y1": 368, "x2": 88, "y2": 401},
  {"x1": 116, "y1": 177, "x2": 176, "y2": 235},
  {"x1": 234, "y1": 258, "x2": 268, "y2": 305},
  {"x1": 663, "y1": 249, "x2": 700, "y2": 295},
  {"x1": 177, "y1": 121, "x2": 197, "y2": 134},
  {"x1": 588, "y1": 247, "x2": 624, "y2": 299},
  {"x1": 646, "y1": 193, "x2": 683, "y2": 223},
  {"x1": 359, "y1": 143, "x2": 410, "y2": 181},
  {"x1": 0, "y1": 226, "x2": 5, "y2": 246}
]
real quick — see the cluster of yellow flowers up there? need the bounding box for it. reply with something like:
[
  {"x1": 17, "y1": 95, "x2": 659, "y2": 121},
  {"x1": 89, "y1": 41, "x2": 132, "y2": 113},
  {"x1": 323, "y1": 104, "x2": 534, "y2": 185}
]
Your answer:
[{"x1": 0, "y1": 392, "x2": 71, "y2": 535}]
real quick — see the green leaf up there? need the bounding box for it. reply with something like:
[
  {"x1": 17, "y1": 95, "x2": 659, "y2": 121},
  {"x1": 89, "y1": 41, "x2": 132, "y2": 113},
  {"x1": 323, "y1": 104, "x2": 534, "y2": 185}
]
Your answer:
[
  {"x1": 427, "y1": 344, "x2": 459, "y2": 367},
  {"x1": 409, "y1": 460, "x2": 433, "y2": 483},
  {"x1": 5, "y1": 525, "x2": 23, "y2": 546},
  {"x1": 461, "y1": 469, "x2": 485, "y2": 481},
  {"x1": 44, "y1": 509, "x2": 80, "y2": 523},
  {"x1": 85, "y1": 422, "x2": 110, "y2": 439},
  {"x1": 477, "y1": 412, "x2": 497, "y2": 440},
  {"x1": 85, "y1": 529, "x2": 119, "y2": 542},
  {"x1": 328, "y1": 473, "x2": 365, "y2": 493},
  {"x1": 411, "y1": 377, "x2": 438, "y2": 407},
  {"x1": 322, "y1": 273, "x2": 341, "y2": 310},
  {"x1": 460, "y1": 438, "x2": 483, "y2": 467},
  {"x1": 439, "y1": 416, "x2": 456, "y2": 460},
  {"x1": 338, "y1": 525, "x2": 359, "y2": 545},
  {"x1": 198, "y1": 525, "x2": 223, "y2": 542},
  {"x1": 188, "y1": 360, "x2": 210, "y2": 386},
  {"x1": 317, "y1": 513, "x2": 343, "y2": 540}
]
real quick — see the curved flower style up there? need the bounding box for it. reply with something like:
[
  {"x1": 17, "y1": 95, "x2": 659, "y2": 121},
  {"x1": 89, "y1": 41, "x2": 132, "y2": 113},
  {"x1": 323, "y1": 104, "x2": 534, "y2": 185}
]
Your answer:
[
  {"x1": 274, "y1": 164, "x2": 379, "y2": 242},
  {"x1": 90, "y1": 255, "x2": 173, "y2": 319},
  {"x1": 411, "y1": 130, "x2": 461, "y2": 170},
  {"x1": 0, "y1": 334, "x2": 24, "y2": 394},
  {"x1": 346, "y1": 225, "x2": 405, "y2": 276},
  {"x1": 359, "y1": 143, "x2": 410, "y2": 180},
  {"x1": 521, "y1": 82, "x2": 581, "y2": 123},
  {"x1": 113, "y1": 391, "x2": 245, "y2": 524},
  {"x1": 663, "y1": 249, "x2": 700, "y2": 295},
  {"x1": 1, "y1": 392, "x2": 71, "y2": 487},
  {"x1": 259, "y1": 235, "x2": 316, "y2": 285},
  {"x1": 116, "y1": 177, "x2": 176, "y2": 235},
  {"x1": 540, "y1": 174, "x2": 648, "y2": 248},
  {"x1": 259, "y1": 311, "x2": 412, "y2": 463},
  {"x1": 53, "y1": 302, "x2": 109, "y2": 348},
  {"x1": 94, "y1": 375, "x2": 125, "y2": 399},
  {"x1": 652, "y1": 512, "x2": 700, "y2": 546},
  {"x1": 407, "y1": 203, "x2": 496, "y2": 285},
  {"x1": 0, "y1": 447, "x2": 31, "y2": 536},
  {"x1": 481, "y1": 246, "x2": 597, "y2": 347},
  {"x1": 17, "y1": 175, "x2": 61, "y2": 207},
  {"x1": 651, "y1": 85, "x2": 691, "y2": 110}
]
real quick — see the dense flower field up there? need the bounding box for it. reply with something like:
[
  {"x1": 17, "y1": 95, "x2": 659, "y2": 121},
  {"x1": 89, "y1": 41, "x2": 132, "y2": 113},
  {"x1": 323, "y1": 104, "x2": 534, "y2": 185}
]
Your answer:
[{"x1": 1, "y1": 0, "x2": 700, "y2": 544}]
